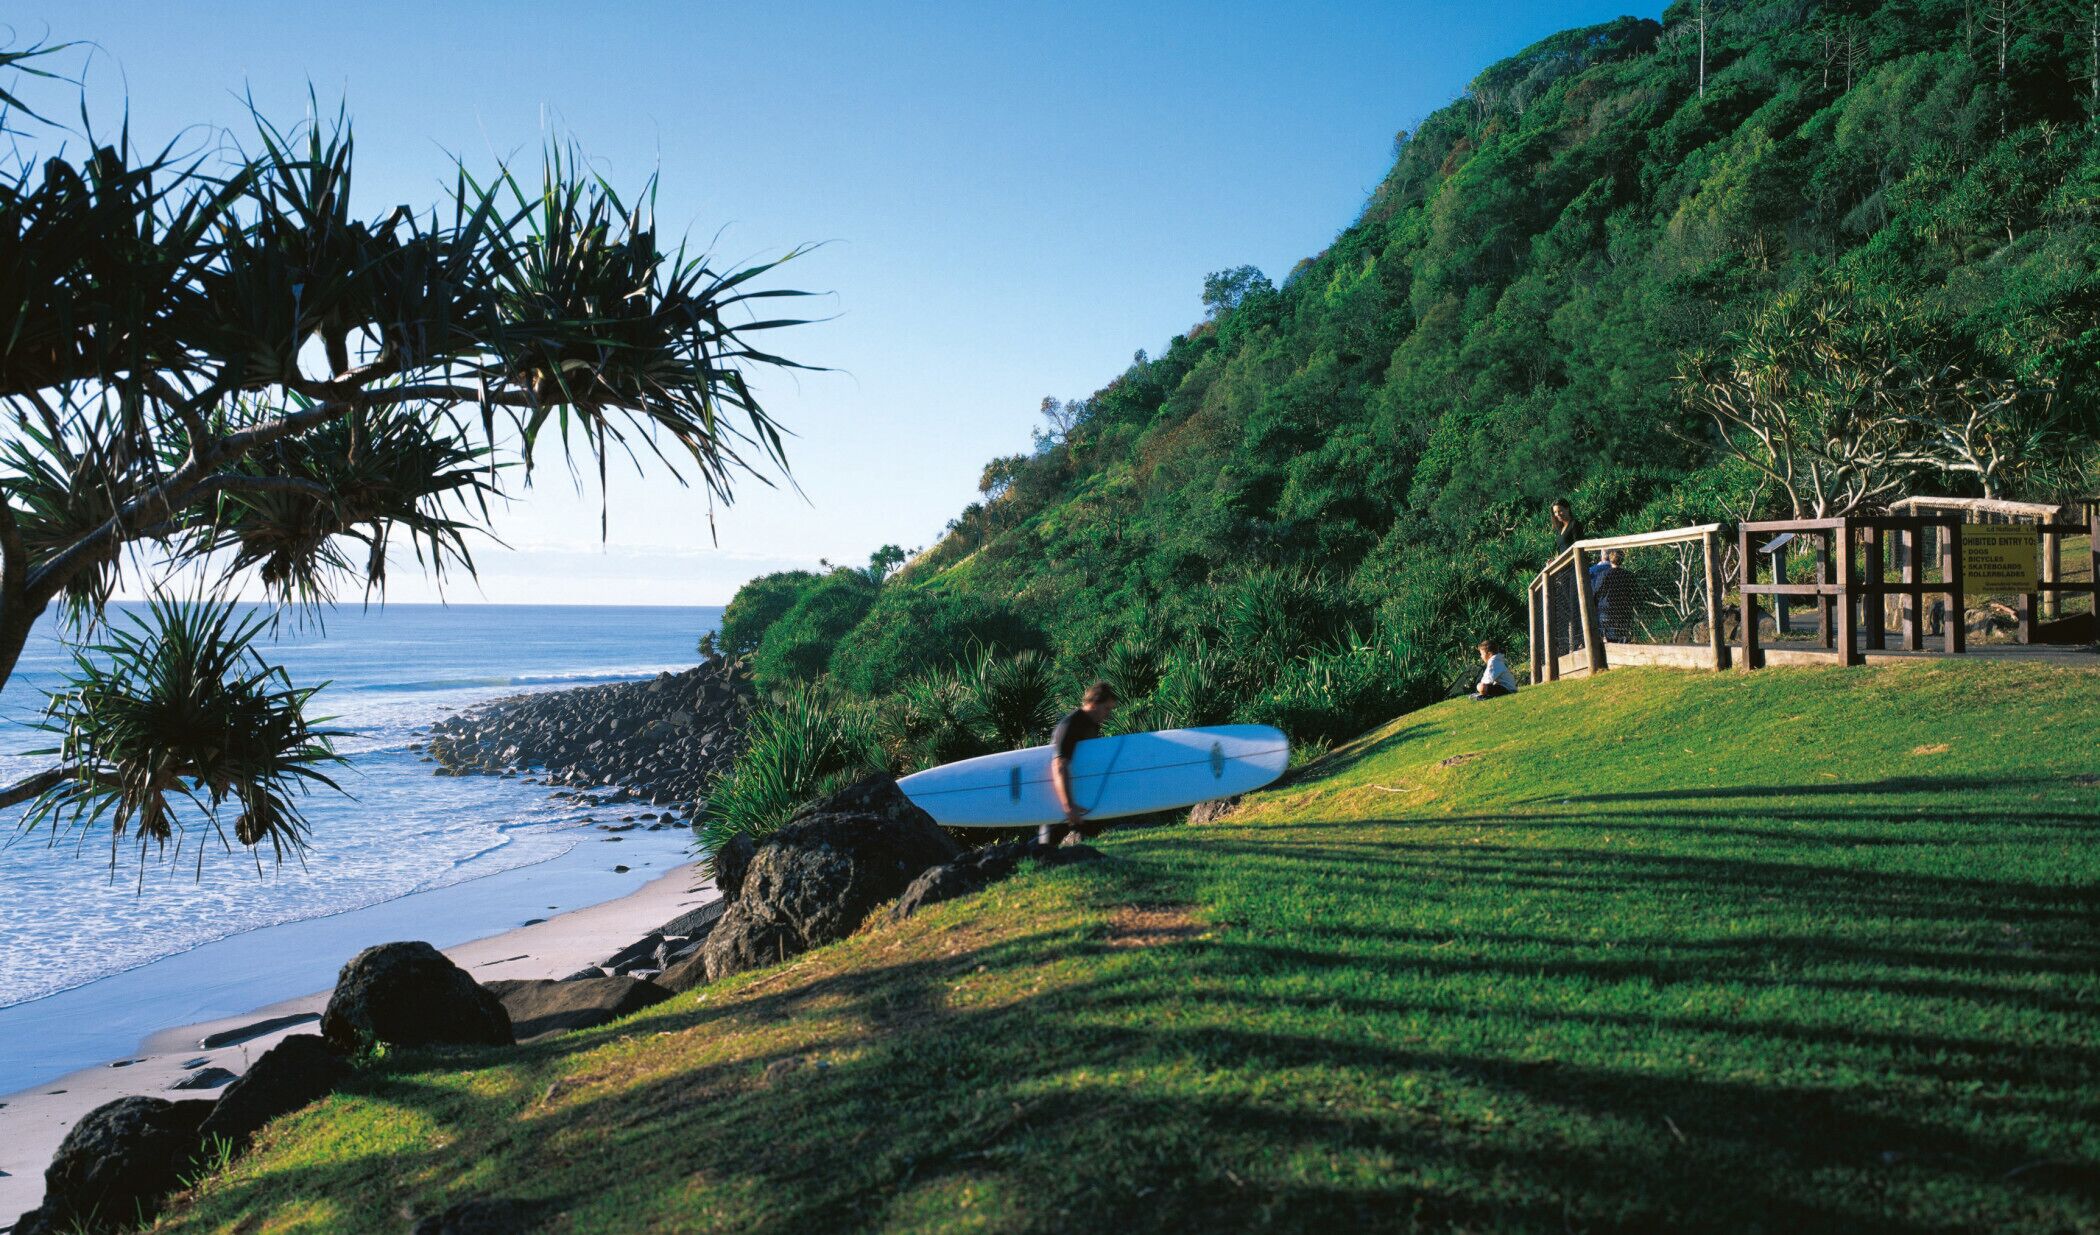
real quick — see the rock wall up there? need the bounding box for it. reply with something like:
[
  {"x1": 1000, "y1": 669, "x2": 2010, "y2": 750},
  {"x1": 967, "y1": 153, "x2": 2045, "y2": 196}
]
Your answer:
[{"x1": 417, "y1": 659, "x2": 749, "y2": 809}]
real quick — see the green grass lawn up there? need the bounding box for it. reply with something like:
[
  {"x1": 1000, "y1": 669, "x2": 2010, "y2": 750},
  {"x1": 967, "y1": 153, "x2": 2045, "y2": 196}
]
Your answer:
[{"x1": 155, "y1": 662, "x2": 2100, "y2": 1234}]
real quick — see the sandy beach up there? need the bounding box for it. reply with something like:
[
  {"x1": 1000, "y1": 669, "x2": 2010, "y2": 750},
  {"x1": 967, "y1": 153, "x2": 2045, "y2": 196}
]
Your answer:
[{"x1": 0, "y1": 845, "x2": 716, "y2": 1228}]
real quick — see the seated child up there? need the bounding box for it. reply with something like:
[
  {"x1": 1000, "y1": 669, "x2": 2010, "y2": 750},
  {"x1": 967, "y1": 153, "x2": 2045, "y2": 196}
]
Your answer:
[{"x1": 1471, "y1": 639, "x2": 1519, "y2": 701}]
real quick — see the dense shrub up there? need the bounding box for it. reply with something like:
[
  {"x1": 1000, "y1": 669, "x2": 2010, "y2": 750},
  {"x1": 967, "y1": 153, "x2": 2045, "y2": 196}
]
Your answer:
[
  {"x1": 713, "y1": 0, "x2": 2100, "y2": 771},
  {"x1": 961, "y1": 648, "x2": 1063, "y2": 749},
  {"x1": 717, "y1": 570, "x2": 822, "y2": 658},
  {"x1": 1100, "y1": 636, "x2": 1166, "y2": 706},
  {"x1": 827, "y1": 587, "x2": 1045, "y2": 697},
  {"x1": 1246, "y1": 629, "x2": 1430, "y2": 748},
  {"x1": 697, "y1": 684, "x2": 885, "y2": 859},
  {"x1": 748, "y1": 572, "x2": 879, "y2": 690},
  {"x1": 1153, "y1": 639, "x2": 1239, "y2": 728},
  {"x1": 877, "y1": 667, "x2": 994, "y2": 772}
]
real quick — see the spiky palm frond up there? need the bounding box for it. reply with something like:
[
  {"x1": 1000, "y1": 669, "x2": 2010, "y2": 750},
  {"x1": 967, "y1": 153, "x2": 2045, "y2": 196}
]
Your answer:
[
  {"x1": 1155, "y1": 638, "x2": 1238, "y2": 729},
  {"x1": 180, "y1": 399, "x2": 496, "y2": 603},
  {"x1": 0, "y1": 38, "x2": 74, "y2": 131},
  {"x1": 880, "y1": 667, "x2": 991, "y2": 771},
  {"x1": 0, "y1": 129, "x2": 248, "y2": 400},
  {"x1": 697, "y1": 682, "x2": 882, "y2": 862},
  {"x1": 961, "y1": 648, "x2": 1060, "y2": 750},
  {"x1": 2, "y1": 423, "x2": 129, "y2": 619},
  {"x1": 481, "y1": 145, "x2": 823, "y2": 508},
  {"x1": 1100, "y1": 635, "x2": 1166, "y2": 706},
  {"x1": 23, "y1": 597, "x2": 345, "y2": 873}
]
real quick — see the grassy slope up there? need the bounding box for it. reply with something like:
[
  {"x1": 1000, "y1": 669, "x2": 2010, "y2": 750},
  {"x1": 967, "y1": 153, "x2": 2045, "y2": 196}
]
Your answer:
[{"x1": 156, "y1": 662, "x2": 2100, "y2": 1234}]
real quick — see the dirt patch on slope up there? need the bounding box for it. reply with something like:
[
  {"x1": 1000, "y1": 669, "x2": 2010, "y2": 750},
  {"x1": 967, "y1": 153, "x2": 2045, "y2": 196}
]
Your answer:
[{"x1": 1105, "y1": 905, "x2": 1203, "y2": 950}]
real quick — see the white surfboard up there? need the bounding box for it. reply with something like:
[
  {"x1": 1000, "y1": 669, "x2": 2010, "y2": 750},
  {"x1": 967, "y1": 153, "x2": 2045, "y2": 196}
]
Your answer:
[{"x1": 896, "y1": 724, "x2": 1290, "y2": 829}]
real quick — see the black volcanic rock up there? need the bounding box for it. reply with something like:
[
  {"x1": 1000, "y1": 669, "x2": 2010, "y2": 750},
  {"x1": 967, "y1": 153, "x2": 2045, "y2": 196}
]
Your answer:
[
  {"x1": 701, "y1": 777, "x2": 959, "y2": 982},
  {"x1": 421, "y1": 659, "x2": 750, "y2": 811},
  {"x1": 14, "y1": 1096, "x2": 212, "y2": 1234},
  {"x1": 320, "y1": 942, "x2": 512, "y2": 1052},
  {"x1": 195, "y1": 1035, "x2": 349, "y2": 1152}
]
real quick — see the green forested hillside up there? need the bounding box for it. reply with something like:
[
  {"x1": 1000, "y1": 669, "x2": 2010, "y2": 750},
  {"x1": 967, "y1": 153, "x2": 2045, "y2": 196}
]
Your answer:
[{"x1": 724, "y1": 0, "x2": 2100, "y2": 787}]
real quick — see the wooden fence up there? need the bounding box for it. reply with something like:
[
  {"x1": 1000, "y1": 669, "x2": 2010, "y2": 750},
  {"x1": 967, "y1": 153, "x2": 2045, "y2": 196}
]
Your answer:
[
  {"x1": 1735, "y1": 512, "x2": 2100, "y2": 668},
  {"x1": 1527, "y1": 523, "x2": 1728, "y2": 684}
]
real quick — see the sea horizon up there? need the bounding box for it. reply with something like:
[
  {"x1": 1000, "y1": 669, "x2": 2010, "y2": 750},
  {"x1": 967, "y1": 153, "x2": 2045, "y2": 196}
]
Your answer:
[{"x1": 0, "y1": 602, "x2": 724, "y2": 1025}]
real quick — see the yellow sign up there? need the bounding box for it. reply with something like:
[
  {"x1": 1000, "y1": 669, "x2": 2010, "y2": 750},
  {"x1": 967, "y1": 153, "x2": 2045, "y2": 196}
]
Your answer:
[{"x1": 1963, "y1": 524, "x2": 2039, "y2": 594}]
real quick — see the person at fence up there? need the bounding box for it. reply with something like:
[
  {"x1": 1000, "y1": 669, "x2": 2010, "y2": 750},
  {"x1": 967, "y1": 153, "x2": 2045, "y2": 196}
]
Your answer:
[
  {"x1": 1548, "y1": 500, "x2": 1587, "y2": 659},
  {"x1": 1551, "y1": 500, "x2": 1585, "y2": 552},
  {"x1": 1041, "y1": 681, "x2": 1120, "y2": 848},
  {"x1": 1470, "y1": 640, "x2": 1519, "y2": 701},
  {"x1": 1589, "y1": 548, "x2": 1637, "y2": 643}
]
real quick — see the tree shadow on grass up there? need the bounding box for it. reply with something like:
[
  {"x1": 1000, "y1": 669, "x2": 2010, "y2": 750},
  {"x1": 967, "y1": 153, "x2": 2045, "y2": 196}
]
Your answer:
[
  {"x1": 1527, "y1": 773, "x2": 2091, "y2": 807},
  {"x1": 1275, "y1": 722, "x2": 1443, "y2": 787},
  {"x1": 164, "y1": 828, "x2": 2100, "y2": 1235}
]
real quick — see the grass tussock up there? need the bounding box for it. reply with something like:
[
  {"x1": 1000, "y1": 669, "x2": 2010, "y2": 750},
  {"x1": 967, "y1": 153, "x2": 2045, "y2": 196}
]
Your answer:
[{"x1": 156, "y1": 661, "x2": 2100, "y2": 1234}]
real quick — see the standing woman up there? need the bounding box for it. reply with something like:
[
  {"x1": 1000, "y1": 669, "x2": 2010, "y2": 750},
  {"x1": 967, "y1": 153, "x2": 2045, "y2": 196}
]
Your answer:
[{"x1": 1548, "y1": 500, "x2": 1588, "y2": 663}]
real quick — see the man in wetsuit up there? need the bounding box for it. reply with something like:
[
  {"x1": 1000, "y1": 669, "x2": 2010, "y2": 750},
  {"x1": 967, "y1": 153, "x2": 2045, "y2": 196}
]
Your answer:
[{"x1": 1040, "y1": 682, "x2": 1119, "y2": 849}]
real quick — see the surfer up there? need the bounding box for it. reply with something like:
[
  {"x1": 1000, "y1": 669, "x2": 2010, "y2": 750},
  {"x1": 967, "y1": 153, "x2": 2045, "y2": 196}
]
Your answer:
[{"x1": 1040, "y1": 682, "x2": 1120, "y2": 848}]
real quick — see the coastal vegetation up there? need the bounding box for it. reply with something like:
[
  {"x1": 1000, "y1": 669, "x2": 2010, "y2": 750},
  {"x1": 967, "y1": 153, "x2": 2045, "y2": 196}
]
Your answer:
[
  {"x1": 148, "y1": 661, "x2": 2100, "y2": 1231},
  {"x1": 0, "y1": 46, "x2": 817, "y2": 864},
  {"x1": 709, "y1": 0, "x2": 2100, "y2": 848}
]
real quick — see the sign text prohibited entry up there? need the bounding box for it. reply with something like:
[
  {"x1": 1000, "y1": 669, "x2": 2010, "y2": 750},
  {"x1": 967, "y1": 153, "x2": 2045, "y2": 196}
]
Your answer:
[{"x1": 1962, "y1": 524, "x2": 2039, "y2": 594}]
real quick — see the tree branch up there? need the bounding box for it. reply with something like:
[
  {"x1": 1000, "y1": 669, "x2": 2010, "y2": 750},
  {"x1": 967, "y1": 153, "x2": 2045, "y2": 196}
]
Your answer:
[
  {"x1": 205, "y1": 473, "x2": 334, "y2": 499},
  {"x1": 0, "y1": 766, "x2": 67, "y2": 809}
]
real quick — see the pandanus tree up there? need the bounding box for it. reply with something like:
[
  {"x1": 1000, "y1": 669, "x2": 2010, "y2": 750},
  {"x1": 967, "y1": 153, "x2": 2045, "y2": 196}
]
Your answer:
[{"x1": 0, "y1": 48, "x2": 816, "y2": 870}]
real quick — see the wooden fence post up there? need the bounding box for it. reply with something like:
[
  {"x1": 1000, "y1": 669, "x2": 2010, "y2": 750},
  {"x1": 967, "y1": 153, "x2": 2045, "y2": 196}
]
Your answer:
[
  {"x1": 1864, "y1": 525, "x2": 1887, "y2": 651},
  {"x1": 1529, "y1": 582, "x2": 1544, "y2": 685},
  {"x1": 1704, "y1": 531, "x2": 1728, "y2": 671},
  {"x1": 1817, "y1": 532, "x2": 1835, "y2": 649},
  {"x1": 1947, "y1": 521, "x2": 1967, "y2": 655},
  {"x1": 1897, "y1": 526, "x2": 1920, "y2": 650},
  {"x1": 1774, "y1": 539, "x2": 1792, "y2": 635},
  {"x1": 1542, "y1": 566, "x2": 1560, "y2": 682},
  {"x1": 2042, "y1": 527, "x2": 2061, "y2": 620},
  {"x1": 1574, "y1": 548, "x2": 1606, "y2": 675},
  {"x1": 1739, "y1": 526, "x2": 1761, "y2": 672},
  {"x1": 2090, "y1": 515, "x2": 2100, "y2": 634},
  {"x1": 1835, "y1": 520, "x2": 1861, "y2": 666}
]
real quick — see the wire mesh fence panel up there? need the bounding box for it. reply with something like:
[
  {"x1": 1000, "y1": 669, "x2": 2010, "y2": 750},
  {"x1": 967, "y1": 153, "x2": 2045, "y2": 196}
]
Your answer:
[
  {"x1": 1590, "y1": 540, "x2": 1712, "y2": 648},
  {"x1": 1544, "y1": 557, "x2": 1588, "y2": 666}
]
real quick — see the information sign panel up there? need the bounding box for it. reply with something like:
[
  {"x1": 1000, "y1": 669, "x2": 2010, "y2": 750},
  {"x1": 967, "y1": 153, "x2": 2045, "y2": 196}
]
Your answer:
[{"x1": 1962, "y1": 524, "x2": 2039, "y2": 594}]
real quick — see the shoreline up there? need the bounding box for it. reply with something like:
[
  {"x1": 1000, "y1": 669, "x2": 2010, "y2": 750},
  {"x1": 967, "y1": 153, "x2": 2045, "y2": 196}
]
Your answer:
[{"x1": 0, "y1": 844, "x2": 717, "y2": 1226}]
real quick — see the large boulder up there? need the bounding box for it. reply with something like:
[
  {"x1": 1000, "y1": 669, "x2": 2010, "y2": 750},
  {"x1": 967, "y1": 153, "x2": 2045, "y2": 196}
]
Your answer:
[
  {"x1": 14, "y1": 1096, "x2": 212, "y2": 1234},
  {"x1": 657, "y1": 899, "x2": 726, "y2": 939},
  {"x1": 319, "y1": 941, "x2": 513, "y2": 1052},
  {"x1": 195, "y1": 1035, "x2": 349, "y2": 1152},
  {"x1": 701, "y1": 777, "x2": 958, "y2": 981},
  {"x1": 482, "y1": 976, "x2": 672, "y2": 1042},
  {"x1": 709, "y1": 833, "x2": 756, "y2": 901},
  {"x1": 656, "y1": 947, "x2": 712, "y2": 993},
  {"x1": 889, "y1": 861, "x2": 990, "y2": 922}
]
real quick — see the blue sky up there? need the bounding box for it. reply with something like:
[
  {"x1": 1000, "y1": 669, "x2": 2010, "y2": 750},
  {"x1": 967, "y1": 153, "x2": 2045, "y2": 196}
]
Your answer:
[{"x1": 15, "y1": 1, "x2": 1662, "y2": 605}]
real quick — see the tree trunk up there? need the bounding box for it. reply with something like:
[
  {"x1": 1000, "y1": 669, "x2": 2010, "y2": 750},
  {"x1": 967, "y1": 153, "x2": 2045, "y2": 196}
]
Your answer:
[
  {"x1": 1697, "y1": 3, "x2": 1708, "y2": 99},
  {"x1": 0, "y1": 588, "x2": 47, "y2": 701}
]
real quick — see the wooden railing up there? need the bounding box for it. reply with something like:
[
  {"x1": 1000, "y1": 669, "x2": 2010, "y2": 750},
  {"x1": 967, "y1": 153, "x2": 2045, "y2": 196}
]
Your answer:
[
  {"x1": 1527, "y1": 523, "x2": 1727, "y2": 684},
  {"x1": 1735, "y1": 513, "x2": 2100, "y2": 668}
]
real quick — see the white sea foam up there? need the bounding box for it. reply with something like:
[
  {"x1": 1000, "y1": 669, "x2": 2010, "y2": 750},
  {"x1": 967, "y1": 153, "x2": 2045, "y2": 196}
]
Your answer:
[{"x1": 0, "y1": 604, "x2": 717, "y2": 1010}]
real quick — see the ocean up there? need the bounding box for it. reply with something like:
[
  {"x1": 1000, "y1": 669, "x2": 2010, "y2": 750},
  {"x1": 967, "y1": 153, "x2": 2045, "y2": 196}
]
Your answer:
[{"x1": 0, "y1": 603, "x2": 721, "y2": 1014}]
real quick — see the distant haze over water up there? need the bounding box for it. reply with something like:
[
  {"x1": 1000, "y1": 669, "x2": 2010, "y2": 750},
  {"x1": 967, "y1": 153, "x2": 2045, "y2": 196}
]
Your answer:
[{"x1": 0, "y1": 604, "x2": 720, "y2": 1009}]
